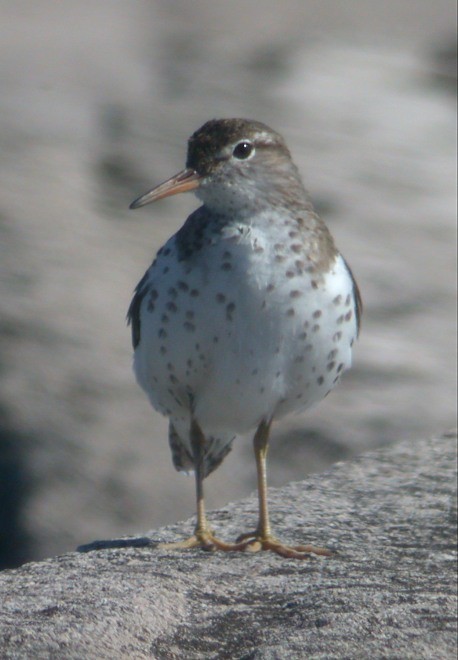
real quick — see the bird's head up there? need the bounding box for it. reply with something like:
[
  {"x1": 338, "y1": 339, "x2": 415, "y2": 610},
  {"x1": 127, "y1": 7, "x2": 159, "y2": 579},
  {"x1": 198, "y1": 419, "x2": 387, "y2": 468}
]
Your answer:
[{"x1": 130, "y1": 118, "x2": 305, "y2": 214}]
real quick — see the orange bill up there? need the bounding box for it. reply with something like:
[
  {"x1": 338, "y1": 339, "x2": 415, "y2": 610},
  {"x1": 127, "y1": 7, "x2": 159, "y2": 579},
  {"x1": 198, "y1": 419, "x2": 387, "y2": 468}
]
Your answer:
[{"x1": 129, "y1": 168, "x2": 201, "y2": 209}]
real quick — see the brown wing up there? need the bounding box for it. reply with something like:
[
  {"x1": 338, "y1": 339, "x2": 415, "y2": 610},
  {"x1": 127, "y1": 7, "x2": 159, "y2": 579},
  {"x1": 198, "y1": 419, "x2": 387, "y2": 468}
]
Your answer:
[
  {"x1": 127, "y1": 271, "x2": 149, "y2": 349},
  {"x1": 343, "y1": 258, "x2": 362, "y2": 336}
]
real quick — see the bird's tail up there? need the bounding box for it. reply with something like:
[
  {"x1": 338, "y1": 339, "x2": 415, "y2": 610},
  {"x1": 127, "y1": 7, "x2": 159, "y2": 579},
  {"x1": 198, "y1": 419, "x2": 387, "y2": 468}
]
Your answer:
[{"x1": 168, "y1": 421, "x2": 235, "y2": 478}]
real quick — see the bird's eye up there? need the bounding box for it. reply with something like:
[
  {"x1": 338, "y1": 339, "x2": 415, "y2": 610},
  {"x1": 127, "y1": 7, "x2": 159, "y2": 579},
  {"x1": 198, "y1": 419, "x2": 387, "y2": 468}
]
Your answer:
[{"x1": 232, "y1": 141, "x2": 254, "y2": 160}]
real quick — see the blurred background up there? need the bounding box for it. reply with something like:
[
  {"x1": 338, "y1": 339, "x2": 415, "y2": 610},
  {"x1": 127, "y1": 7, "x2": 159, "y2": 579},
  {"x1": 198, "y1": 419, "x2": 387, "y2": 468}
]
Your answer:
[{"x1": 0, "y1": 0, "x2": 456, "y2": 569}]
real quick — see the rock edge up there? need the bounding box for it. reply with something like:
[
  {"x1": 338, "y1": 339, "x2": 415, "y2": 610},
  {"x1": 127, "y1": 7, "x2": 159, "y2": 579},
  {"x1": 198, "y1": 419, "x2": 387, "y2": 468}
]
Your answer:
[{"x1": 0, "y1": 433, "x2": 457, "y2": 659}]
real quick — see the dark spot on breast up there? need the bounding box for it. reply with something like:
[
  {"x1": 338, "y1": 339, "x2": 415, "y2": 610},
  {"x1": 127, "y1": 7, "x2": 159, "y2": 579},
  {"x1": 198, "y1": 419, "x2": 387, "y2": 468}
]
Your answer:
[
  {"x1": 166, "y1": 302, "x2": 177, "y2": 313},
  {"x1": 290, "y1": 244, "x2": 303, "y2": 254},
  {"x1": 311, "y1": 280, "x2": 318, "y2": 289},
  {"x1": 226, "y1": 302, "x2": 236, "y2": 320},
  {"x1": 177, "y1": 280, "x2": 189, "y2": 292},
  {"x1": 190, "y1": 289, "x2": 199, "y2": 297},
  {"x1": 221, "y1": 262, "x2": 232, "y2": 270},
  {"x1": 345, "y1": 310, "x2": 353, "y2": 321},
  {"x1": 286, "y1": 308, "x2": 295, "y2": 317},
  {"x1": 168, "y1": 287, "x2": 177, "y2": 299},
  {"x1": 312, "y1": 324, "x2": 320, "y2": 332},
  {"x1": 317, "y1": 376, "x2": 324, "y2": 385},
  {"x1": 313, "y1": 310, "x2": 322, "y2": 319},
  {"x1": 333, "y1": 295, "x2": 342, "y2": 305},
  {"x1": 285, "y1": 270, "x2": 295, "y2": 278},
  {"x1": 290, "y1": 290, "x2": 302, "y2": 298},
  {"x1": 216, "y1": 293, "x2": 226, "y2": 303},
  {"x1": 327, "y1": 361, "x2": 336, "y2": 371},
  {"x1": 158, "y1": 328, "x2": 167, "y2": 339}
]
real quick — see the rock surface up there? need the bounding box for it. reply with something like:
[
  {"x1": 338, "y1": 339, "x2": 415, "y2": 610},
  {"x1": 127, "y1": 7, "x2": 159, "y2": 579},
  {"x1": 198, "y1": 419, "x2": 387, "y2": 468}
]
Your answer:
[{"x1": 0, "y1": 433, "x2": 456, "y2": 659}]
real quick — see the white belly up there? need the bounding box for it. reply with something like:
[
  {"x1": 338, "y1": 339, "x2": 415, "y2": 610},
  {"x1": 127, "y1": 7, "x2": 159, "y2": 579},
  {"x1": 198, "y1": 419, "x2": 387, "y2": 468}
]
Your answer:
[{"x1": 133, "y1": 226, "x2": 358, "y2": 438}]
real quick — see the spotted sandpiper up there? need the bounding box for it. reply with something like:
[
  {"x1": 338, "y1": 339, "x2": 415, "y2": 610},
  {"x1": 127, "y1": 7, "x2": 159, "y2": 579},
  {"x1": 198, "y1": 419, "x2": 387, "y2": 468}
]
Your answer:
[{"x1": 128, "y1": 118, "x2": 362, "y2": 559}]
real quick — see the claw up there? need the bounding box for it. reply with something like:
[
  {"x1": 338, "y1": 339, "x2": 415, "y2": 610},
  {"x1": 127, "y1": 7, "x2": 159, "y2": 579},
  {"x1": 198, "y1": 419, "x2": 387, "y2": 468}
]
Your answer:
[
  {"x1": 159, "y1": 530, "x2": 332, "y2": 559},
  {"x1": 238, "y1": 530, "x2": 332, "y2": 558},
  {"x1": 235, "y1": 528, "x2": 332, "y2": 558},
  {"x1": 158, "y1": 531, "x2": 248, "y2": 553}
]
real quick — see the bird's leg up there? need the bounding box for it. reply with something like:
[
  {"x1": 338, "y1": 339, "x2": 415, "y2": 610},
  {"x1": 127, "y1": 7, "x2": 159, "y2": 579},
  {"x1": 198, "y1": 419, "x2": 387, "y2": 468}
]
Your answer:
[
  {"x1": 159, "y1": 418, "x2": 247, "y2": 552},
  {"x1": 235, "y1": 418, "x2": 272, "y2": 549},
  {"x1": 236, "y1": 420, "x2": 332, "y2": 559},
  {"x1": 191, "y1": 417, "x2": 214, "y2": 545}
]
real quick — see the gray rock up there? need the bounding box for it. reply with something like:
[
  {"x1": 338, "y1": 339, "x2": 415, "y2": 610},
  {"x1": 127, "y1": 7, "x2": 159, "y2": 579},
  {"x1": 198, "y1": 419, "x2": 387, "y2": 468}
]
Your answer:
[{"x1": 0, "y1": 433, "x2": 456, "y2": 659}]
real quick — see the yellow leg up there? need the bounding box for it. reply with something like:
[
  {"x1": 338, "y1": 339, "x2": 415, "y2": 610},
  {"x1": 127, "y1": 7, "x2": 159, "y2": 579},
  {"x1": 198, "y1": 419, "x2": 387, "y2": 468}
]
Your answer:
[
  {"x1": 159, "y1": 418, "x2": 247, "y2": 552},
  {"x1": 160, "y1": 417, "x2": 332, "y2": 559},
  {"x1": 235, "y1": 420, "x2": 332, "y2": 559}
]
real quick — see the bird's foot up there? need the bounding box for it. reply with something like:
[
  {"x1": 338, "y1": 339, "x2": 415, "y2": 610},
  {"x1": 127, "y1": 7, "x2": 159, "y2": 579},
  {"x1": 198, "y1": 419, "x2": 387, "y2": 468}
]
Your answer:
[
  {"x1": 235, "y1": 530, "x2": 333, "y2": 559},
  {"x1": 158, "y1": 529, "x2": 249, "y2": 553},
  {"x1": 159, "y1": 529, "x2": 332, "y2": 559}
]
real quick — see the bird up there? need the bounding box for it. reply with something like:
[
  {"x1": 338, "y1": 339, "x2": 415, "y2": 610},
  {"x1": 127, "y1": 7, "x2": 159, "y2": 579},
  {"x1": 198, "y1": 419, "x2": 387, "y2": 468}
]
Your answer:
[{"x1": 128, "y1": 118, "x2": 361, "y2": 559}]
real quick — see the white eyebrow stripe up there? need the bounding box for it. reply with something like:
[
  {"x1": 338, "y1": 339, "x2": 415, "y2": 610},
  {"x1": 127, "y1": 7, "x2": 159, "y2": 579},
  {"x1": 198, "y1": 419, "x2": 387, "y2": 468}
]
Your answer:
[{"x1": 252, "y1": 131, "x2": 274, "y2": 142}]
